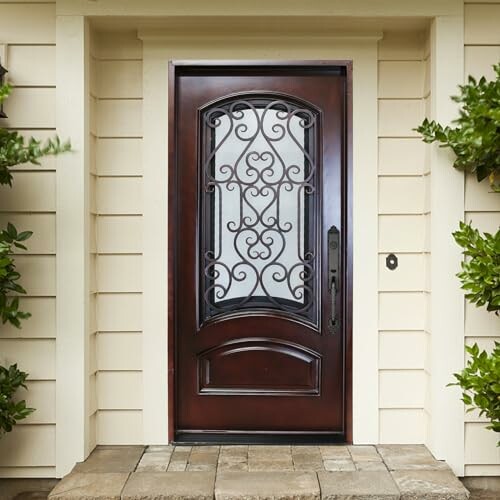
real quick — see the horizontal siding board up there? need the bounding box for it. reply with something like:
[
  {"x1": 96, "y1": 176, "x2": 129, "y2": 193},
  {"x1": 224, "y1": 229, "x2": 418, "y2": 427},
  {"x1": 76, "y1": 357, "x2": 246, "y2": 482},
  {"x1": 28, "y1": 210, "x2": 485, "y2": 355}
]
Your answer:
[
  {"x1": 96, "y1": 138, "x2": 142, "y2": 176},
  {"x1": 465, "y1": 422, "x2": 500, "y2": 465},
  {"x1": 464, "y1": 465, "x2": 500, "y2": 477},
  {"x1": 97, "y1": 332, "x2": 142, "y2": 371},
  {"x1": 465, "y1": 301, "x2": 500, "y2": 337},
  {"x1": 378, "y1": 176, "x2": 425, "y2": 214},
  {"x1": 379, "y1": 292, "x2": 425, "y2": 331},
  {"x1": 97, "y1": 293, "x2": 142, "y2": 332},
  {"x1": 0, "y1": 88, "x2": 55, "y2": 129},
  {"x1": 465, "y1": 46, "x2": 500, "y2": 81},
  {"x1": 97, "y1": 215, "x2": 143, "y2": 254},
  {"x1": 94, "y1": 32, "x2": 143, "y2": 60},
  {"x1": 15, "y1": 255, "x2": 56, "y2": 296},
  {"x1": 378, "y1": 138, "x2": 425, "y2": 176},
  {"x1": 378, "y1": 253, "x2": 425, "y2": 292},
  {"x1": 97, "y1": 410, "x2": 143, "y2": 445},
  {"x1": 0, "y1": 339, "x2": 55, "y2": 380},
  {"x1": 378, "y1": 99, "x2": 423, "y2": 138},
  {"x1": 465, "y1": 176, "x2": 500, "y2": 212},
  {"x1": 97, "y1": 177, "x2": 142, "y2": 215},
  {"x1": 0, "y1": 4, "x2": 55, "y2": 44},
  {"x1": 379, "y1": 370, "x2": 425, "y2": 408},
  {"x1": 97, "y1": 372, "x2": 143, "y2": 410},
  {"x1": 0, "y1": 425, "x2": 55, "y2": 467},
  {"x1": 379, "y1": 215, "x2": 425, "y2": 252},
  {"x1": 96, "y1": 60, "x2": 143, "y2": 98},
  {"x1": 0, "y1": 298, "x2": 55, "y2": 339},
  {"x1": 465, "y1": 4, "x2": 500, "y2": 45},
  {"x1": 15, "y1": 381, "x2": 55, "y2": 424},
  {"x1": 379, "y1": 409, "x2": 425, "y2": 444},
  {"x1": 89, "y1": 373, "x2": 98, "y2": 416},
  {"x1": 97, "y1": 99, "x2": 142, "y2": 137},
  {"x1": 97, "y1": 255, "x2": 142, "y2": 292},
  {"x1": 378, "y1": 32, "x2": 424, "y2": 61},
  {"x1": 8, "y1": 45, "x2": 55, "y2": 87},
  {"x1": 89, "y1": 332, "x2": 97, "y2": 375},
  {"x1": 378, "y1": 61, "x2": 424, "y2": 99},
  {"x1": 379, "y1": 331, "x2": 427, "y2": 370},
  {"x1": 0, "y1": 467, "x2": 56, "y2": 479},
  {"x1": 0, "y1": 171, "x2": 55, "y2": 212},
  {"x1": 0, "y1": 214, "x2": 55, "y2": 254},
  {"x1": 465, "y1": 211, "x2": 500, "y2": 234}
]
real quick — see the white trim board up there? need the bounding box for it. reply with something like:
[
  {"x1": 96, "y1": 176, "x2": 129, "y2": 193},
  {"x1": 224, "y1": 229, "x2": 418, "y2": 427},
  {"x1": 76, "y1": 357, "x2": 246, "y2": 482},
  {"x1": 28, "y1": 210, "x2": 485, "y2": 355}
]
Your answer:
[
  {"x1": 139, "y1": 34, "x2": 381, "y2": 446},
  {"x1": 55, "y1": 15, "x2": 92, "y2": 477}
]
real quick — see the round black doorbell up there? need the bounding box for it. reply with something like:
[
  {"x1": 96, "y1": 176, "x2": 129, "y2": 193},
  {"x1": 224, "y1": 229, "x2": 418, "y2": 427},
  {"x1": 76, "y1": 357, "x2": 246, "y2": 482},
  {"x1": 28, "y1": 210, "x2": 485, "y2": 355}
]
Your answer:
[{"x1": 386, "y1": 253, "x2": 398, "y2": 270}]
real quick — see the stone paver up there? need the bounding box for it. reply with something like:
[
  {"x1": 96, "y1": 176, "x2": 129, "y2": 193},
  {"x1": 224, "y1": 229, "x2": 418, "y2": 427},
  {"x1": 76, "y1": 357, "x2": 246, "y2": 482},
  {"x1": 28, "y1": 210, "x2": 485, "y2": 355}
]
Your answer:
[
  {"x1": 146, "y1": 445, "x2": 174, "y2": 453},
  {"x1": 355, "y1": 460, "x2": 388, "y2": 472},
  {"x1": 122, "y1": 472, "x2": 215, "y2": 500},
  {"x1": 48, "y1": 472, "x2": 129, "y2": 500},
  {"x1": 318, "y1": 470, "x2": 400, "y2": 500},
  {"x1": 215, "y1": 471, "x2": 320, "y2": 500},
  {"x1": 293, "y1": 452, "x2": 325, "y2": 471},
  {"x1": 136, "y1": 451, "x2": 172, "y2": 472},
  {"x1": 320, "y1": 446, "x2": 351, "y2": 460},
  {"x1": 377, "y1": 445, "x2": 450, "y2": 471},
  {"x1": 47, "y1": 444, "x2": 471, "y2": 499},
  {"x1": 349, "y1": 446, "x2": 382, "y2": 462},
  {"x1": 72, "y1": 446, "x2": 144, "y2": 473},
  {"x1": 167, "y1": 449, "x2": 191, "y2": 472},
  {"x1": 323, "y1": 459, "x2": 356, "y2": 472},
  {"x1": 392, "y1": 469, "x2": 470, "y2": 500},
  {"x1": 248, "y1": 457, "x2": 295, "y2": 472}
]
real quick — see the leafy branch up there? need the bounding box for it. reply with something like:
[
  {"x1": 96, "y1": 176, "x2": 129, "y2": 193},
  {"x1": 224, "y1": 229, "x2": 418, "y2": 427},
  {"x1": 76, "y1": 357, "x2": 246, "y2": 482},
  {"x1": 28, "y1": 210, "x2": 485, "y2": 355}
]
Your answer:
[
  {"x1": 0, "y1": 364, "x2": 34, "y2": 435},
  {"x1": 0, "y1": 83, "x2": 70, "y2": 436},
  {"x1": 449, "y1": 342, "x2": 500, "y2": 444},
  {"x1": 416, "y1": 63, "x2": 500, "y2": 191},
  {"x1": 453, "y1": 221, "x2": 500, "y2": 313},
  {"x1": 0, "y1": 223, "x2": 32, "y2": 328}
]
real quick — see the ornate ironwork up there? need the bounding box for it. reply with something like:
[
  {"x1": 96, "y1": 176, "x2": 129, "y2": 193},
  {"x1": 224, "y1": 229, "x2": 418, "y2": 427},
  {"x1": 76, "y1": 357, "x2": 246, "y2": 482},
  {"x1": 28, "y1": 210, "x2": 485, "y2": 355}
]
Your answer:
[{"x1": 200, "y1": 96, "x2": 319, "y2": 325}]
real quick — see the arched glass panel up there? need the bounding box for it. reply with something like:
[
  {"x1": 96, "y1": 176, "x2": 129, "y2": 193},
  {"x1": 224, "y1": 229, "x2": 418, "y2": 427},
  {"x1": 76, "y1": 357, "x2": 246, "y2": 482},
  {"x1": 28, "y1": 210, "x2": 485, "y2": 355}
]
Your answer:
[{"x1": 200, "y1": 96, "x2": 320, "y2": 326}]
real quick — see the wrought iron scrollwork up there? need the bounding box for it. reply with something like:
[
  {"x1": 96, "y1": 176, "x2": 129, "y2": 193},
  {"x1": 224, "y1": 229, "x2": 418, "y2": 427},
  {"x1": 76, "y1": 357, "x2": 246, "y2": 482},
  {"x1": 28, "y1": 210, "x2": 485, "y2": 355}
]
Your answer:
[{"x1": 200, "y1": 95, "x2": 319, "y2": 325}]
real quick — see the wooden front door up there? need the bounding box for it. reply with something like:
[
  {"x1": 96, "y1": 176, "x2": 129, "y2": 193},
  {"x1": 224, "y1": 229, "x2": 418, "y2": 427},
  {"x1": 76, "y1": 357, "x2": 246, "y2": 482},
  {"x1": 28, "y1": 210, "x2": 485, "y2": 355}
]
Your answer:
[{"x1": 169, "y1": 62, "x2": 352, "y2": 443}]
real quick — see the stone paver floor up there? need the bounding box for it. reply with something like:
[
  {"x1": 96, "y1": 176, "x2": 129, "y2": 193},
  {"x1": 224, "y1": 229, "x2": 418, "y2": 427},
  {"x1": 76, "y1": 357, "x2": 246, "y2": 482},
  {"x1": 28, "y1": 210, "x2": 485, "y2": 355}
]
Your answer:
[{"x1": 47, "y1": 444, "x2": 471, "y2": 499}]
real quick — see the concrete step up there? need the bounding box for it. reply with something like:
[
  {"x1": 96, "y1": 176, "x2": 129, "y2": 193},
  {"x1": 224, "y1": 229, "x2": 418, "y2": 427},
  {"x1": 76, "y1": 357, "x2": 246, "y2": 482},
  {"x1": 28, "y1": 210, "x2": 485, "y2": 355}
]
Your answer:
[{"x1": 48, "y1": 445, "x2": 470, "y2": 499}]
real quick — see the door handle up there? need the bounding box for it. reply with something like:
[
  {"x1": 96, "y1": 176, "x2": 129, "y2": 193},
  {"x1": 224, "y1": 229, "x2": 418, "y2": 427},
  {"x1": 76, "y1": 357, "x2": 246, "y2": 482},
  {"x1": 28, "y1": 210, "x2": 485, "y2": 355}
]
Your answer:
[{"x1": 328, "y1": 225, "x2": 340, "y2": 334}]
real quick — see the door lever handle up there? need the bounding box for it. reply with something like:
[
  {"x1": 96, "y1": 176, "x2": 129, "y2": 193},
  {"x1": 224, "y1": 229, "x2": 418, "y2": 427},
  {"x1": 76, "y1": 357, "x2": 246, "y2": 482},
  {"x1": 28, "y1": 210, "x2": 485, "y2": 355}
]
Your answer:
[{"x1": 328, "y1": 225, "x2": 340, "y2": 334}]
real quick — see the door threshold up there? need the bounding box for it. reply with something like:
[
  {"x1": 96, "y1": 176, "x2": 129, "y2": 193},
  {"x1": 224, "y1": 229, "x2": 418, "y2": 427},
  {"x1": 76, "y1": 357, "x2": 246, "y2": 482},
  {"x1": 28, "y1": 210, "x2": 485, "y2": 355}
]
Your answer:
[{"x1": 174, "y1": 431, "x2": 347, "y2": 445}]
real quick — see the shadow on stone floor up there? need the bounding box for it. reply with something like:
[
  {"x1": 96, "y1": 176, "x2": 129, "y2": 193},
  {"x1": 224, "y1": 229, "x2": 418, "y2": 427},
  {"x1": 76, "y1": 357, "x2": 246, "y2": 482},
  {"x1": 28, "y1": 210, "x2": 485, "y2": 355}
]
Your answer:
[{"x1": 0, "y1": 479, "x2": 59, "y2": 500}]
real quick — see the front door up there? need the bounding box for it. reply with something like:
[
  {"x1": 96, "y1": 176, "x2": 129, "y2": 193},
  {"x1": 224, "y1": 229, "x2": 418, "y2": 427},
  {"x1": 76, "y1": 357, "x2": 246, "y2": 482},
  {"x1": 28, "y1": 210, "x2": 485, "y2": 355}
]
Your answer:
[{"x1": 170, "y1": 62, "x2": 351, "y2": 442}]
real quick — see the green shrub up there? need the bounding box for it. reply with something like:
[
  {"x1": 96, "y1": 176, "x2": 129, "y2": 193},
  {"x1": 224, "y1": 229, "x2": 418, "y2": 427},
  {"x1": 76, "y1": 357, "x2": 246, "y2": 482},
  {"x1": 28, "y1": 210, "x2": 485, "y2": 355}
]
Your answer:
[
  {"x1": 450, "y1": 342, "x2": 500, "y2": 444},
  {"x1": 0, "y1": 364, "x2": 34, "y2": 435},
  {"x1": 0, "y1": 223, "x2": 32, "y2": 328},
  {"x1": 453, "y1": 221, "x2": 500, "y2": 313},
  {"x1": 416, "y1": 63, "x2": 500, "y2": 191},
  {"x1": 0, "y1": 83, "x2": 70, "y2": 437}
]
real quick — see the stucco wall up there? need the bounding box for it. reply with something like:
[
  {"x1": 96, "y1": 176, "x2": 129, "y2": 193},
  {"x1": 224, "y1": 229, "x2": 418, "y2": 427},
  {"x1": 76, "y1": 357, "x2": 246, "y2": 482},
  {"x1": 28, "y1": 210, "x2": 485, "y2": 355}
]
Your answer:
[{"x1": 463, "y1": 0, "x2": 500, "y2": 477}]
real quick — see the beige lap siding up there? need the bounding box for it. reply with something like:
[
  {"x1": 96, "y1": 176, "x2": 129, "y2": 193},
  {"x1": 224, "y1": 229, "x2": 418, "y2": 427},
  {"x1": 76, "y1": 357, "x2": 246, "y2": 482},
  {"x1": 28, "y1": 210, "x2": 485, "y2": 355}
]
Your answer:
[
  {"x1": 92, "y1": 31, "x2": 144, "y2": 445},
  {"x1": 377, "y1": 31, "x2": 430, "y2": 444},
  {"x1": 0, "y1": 1, "x2": 57, "y2": 478},
  {"x1": 463, "y1": 1, "x2": 500, "y2": 476}
]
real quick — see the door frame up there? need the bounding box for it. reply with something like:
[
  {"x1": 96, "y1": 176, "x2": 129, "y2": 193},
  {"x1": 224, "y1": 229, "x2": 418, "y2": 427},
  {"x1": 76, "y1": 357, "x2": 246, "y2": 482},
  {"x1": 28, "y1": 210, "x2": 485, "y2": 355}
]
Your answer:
[{"x1": 167, "y1": 60, "x2": 353, "y2": 443}]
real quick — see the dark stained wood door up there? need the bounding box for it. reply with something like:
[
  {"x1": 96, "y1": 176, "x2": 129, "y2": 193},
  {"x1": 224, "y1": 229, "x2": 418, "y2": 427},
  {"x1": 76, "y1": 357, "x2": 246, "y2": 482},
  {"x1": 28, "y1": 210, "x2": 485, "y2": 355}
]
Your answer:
[{"x1": 170, "y1": 62, "x2": 351, "y2": 442}]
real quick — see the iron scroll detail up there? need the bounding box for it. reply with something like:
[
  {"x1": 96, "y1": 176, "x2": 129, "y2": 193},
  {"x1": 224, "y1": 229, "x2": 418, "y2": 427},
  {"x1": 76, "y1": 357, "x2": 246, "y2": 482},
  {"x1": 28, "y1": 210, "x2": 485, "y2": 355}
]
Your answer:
[{"x1": 200, "y1": 95, "x2": 320, "y2": 326}]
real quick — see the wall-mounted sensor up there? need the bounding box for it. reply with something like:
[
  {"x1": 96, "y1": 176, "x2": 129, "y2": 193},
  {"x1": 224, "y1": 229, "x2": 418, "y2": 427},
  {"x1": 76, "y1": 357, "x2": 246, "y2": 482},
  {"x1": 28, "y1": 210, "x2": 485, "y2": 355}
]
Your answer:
[{"x1": 386, "y1": 253, "x2": 398, "y2": 270}]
